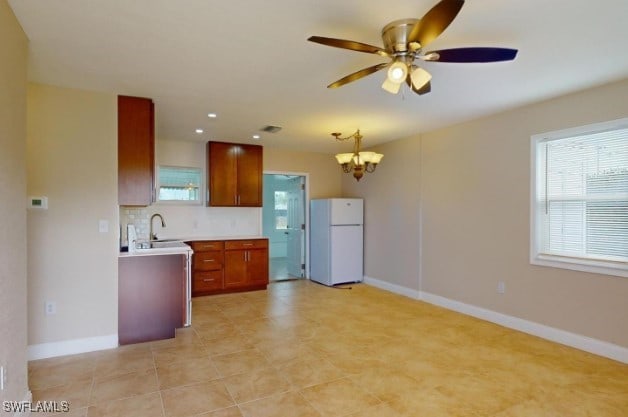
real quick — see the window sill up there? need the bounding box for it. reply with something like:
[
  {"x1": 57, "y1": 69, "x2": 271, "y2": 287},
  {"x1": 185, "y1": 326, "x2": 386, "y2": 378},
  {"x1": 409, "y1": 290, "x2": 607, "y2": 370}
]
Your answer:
[
  {"x1": 531, "y1": 253, "x2": 628, "y2": 278},
  {"x1": 154, "y1": 200, "x2": 202, "y2": 206}
]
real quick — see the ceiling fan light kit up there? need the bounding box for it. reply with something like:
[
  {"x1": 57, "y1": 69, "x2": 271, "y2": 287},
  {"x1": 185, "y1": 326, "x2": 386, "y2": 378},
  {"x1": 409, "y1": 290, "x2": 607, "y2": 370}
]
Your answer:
[
  {"x1": 308, "y1": 0, "x2": 518, "y2": 96},
  {"x1": 410, "y1": 66, "x2": 432, "y2": 89},
  {"x1": 332, "y1": 130, "x2": 383, "y2": 181}
]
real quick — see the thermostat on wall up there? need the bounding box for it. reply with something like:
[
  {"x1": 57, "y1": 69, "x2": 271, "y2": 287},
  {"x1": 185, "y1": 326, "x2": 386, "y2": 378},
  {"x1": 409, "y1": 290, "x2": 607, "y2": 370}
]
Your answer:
[{"x1": 28, "y1": 196, "x2": 48, "y2": 209}]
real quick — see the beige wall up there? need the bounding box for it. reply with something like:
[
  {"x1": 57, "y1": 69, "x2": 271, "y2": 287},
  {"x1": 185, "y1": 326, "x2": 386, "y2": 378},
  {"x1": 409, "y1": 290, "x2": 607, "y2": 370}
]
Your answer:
[
  {"x1": 345, "y1": 78, "x2": 628, "y2": 347},
  {"x1": 27, "y1": 84, "x2": 119, "y2": 346},
  {"x1": 342, "y1": 138, "x2": 422, "y2": 290},
  {"x1": 421, "y1": 79, "x2": 628, "y2": 347},
  {"x1": 0, "y1": 0, "x2": 29, "y2": 404},
  {"x1": 264, "y1": 147, "x2": 342, "y2": 199}
]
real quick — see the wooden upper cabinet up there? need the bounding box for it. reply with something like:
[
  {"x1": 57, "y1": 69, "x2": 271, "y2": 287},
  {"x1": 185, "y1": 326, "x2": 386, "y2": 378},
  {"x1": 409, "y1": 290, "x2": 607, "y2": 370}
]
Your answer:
[
  {"x1": 118, "y1": 95, "x2": 155, "y2": 206},
  {"x1": 207, "y1": 142, "x2": 238, "y2": 206},
  {"x1": 237, "y1": 144, "x2": 263, "y2": 206},
  {"x1": 207, "y1": 141, "x2": 262, "y2": 207}
]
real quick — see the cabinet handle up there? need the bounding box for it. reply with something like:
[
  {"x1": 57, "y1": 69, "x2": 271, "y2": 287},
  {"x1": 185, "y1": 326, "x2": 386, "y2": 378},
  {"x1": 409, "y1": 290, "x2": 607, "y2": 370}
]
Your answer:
[
  {"x1": 243, "y1": 243, "x2": 253, "y2": 246},
  {"x1": 203, "y1": 278, "x2": 215, "y2": 282},
  {"x1": 203, "y1": 259, "x2": 215, "y2": 262},
  {"x1": 234, "y1": 195, "x2": 237, "y2": 205}
]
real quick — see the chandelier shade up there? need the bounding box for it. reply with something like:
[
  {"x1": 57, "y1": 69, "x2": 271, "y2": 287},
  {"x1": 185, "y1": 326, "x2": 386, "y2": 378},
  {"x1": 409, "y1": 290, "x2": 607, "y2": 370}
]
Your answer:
[{"x1": 331, "y1": 130, "x2": 383, "y2": 181}]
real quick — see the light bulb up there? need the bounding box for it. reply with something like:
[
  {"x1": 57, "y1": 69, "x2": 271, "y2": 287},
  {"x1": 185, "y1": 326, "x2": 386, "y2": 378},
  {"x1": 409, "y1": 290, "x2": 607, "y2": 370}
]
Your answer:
[
  {"x1": 387, "y1": 61, "x2": 408, "y2": 83},
  {"x1": 390, "y1": 67, "x2": 405, "y2": 81}
]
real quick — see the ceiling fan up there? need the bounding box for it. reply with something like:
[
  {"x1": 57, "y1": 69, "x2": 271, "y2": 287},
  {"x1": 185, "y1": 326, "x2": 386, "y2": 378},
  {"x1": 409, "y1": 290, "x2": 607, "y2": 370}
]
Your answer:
[{"x1": 308, "y1": 0, "x2": 518, "y2": 95}]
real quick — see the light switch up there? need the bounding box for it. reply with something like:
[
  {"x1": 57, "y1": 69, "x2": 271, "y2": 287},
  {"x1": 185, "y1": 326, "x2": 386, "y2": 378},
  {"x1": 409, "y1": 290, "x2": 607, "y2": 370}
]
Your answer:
[{"x1": 99, "y1": 220, "x2": 109, "y2": 233}]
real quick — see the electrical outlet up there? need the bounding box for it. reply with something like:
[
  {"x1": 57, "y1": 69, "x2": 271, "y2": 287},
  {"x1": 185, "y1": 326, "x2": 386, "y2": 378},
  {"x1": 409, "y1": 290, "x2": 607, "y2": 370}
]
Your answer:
[
  {"x1": 497, "y1": 281, "x2": 506, "y2": 294},
  {"x1": 45, "y1": 301, "x2": 57, "y2": 315},
  {"x1": 1, "y1": 365, "x2": 6, "y2": 390}
]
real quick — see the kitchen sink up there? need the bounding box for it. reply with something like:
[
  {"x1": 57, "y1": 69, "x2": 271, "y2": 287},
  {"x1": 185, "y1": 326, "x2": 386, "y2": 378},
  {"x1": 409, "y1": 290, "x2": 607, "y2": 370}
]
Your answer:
[
  {"x1": 148, "y1": 240, "x2": 184, "y2": 249},
  {"x1": 133, "y1": 239, "x2": 185, "y2": 250}
]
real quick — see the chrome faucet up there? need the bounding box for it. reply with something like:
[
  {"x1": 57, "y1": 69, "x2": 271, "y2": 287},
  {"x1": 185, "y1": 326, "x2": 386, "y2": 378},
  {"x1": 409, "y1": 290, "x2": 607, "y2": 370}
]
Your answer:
[{"x1": 150, "y1": 213, "x2": 166, "y2": 241}]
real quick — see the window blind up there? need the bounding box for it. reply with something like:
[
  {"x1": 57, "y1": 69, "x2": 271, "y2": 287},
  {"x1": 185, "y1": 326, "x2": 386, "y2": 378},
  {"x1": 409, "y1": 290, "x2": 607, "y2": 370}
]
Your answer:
[{"x1": 538, "y1": 127, "x2": 628, "y2": 262}]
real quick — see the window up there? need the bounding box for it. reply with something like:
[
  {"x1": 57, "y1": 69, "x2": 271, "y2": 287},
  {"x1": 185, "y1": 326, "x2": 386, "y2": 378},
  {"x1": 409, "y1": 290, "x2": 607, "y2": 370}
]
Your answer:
[
  {"x1": 157, "y1": 166, "x2": 201, "y2": 203},
  {"x1": 531, "y1": 118, "x2": 628, "y2": 277},
  {"x1": 274, "y1": 191, "x2": 288, "y2": 229}
]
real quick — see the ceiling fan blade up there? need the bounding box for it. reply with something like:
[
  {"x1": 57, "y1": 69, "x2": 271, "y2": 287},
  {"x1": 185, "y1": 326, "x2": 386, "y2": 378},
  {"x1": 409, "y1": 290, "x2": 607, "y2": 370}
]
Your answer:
[
  {"x1": 327, "y1": 63, "x2": 389, "y2": 89},
  {"x1": 408, "y1": 0, "x2": 465, "y2": 48},
  {"x1": 424, "y1": 47, "x2": 518, "y2": 62},
  {"x1": 406, "y1": 78, "x2": 432, "y2": 95},
  {"x1": 308, "y1": 36, "x2": 389, "y2": 57}
]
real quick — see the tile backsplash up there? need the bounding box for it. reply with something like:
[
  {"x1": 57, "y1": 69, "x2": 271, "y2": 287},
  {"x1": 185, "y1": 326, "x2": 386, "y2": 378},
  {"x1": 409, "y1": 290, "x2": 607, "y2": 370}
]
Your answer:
[
  {"x1": 119, "y1": 205, "x2": 262, "y2": 247},
  {"x1": 120, "y1": 208, "x2": 150, "y2": 244}
]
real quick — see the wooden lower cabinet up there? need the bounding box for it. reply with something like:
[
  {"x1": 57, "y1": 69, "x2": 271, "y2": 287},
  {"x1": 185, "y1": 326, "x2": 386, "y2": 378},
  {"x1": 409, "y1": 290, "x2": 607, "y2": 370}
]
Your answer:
[{"x1": 188, "y1": 238, "x2": 268, "y2": 296}]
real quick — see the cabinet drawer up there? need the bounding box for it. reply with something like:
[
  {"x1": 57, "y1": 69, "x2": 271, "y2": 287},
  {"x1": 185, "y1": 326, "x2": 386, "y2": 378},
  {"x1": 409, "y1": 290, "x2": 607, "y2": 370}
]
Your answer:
[
  {"x1": 190, "y1": 241, "x2": 224, "y2": 252},
  {"x1": 193, "y1": 271, "x2": 223, "y2": 292},
  {"x1": 225, "y1": 239, "x2": 268, "y2": 250},
  {"x1": 193, "y1": 251, "x2": 224, "y2": 271}
]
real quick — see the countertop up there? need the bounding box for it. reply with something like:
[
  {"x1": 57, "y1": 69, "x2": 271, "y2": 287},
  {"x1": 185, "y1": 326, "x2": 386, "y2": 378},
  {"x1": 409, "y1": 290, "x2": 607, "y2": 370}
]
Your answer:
[
  {"x1": 175, "y1": 235, "x2": 267, "y2": 242},
  {"x1": 119, "y1": 241, "x2": 193, "y2": 258},
  {"x1": 118, "y1": 236, "x2": 267, "y2": 258}
]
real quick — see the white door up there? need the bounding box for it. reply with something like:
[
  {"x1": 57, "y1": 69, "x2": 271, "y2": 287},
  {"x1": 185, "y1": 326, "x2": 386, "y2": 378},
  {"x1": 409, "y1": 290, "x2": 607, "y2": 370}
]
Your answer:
[{"x1": 286, "y1": 176, "x2": 305, "y2": 277}]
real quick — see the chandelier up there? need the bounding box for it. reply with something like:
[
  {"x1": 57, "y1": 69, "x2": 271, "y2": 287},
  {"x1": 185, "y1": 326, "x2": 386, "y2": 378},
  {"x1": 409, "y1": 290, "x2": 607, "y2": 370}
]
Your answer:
[{"x1": 332, "y1": 129, "x2": 384, "y2": 181}]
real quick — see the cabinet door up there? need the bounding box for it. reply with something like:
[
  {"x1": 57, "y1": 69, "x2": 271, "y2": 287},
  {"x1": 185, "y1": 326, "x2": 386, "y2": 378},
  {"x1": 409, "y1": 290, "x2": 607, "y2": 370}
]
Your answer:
[
  {"x1": 237, "y1": 144, "x2": 263, "y2": 207},
  {"x1": 118, "y1": 96, "x2": 155, "y2": 206},
  {"x1": 208, "y1": 142, "x2": 238, "y2": 206},
  {"x1": 246, "y1": 248, "x2": 269, "y2": 285},
  {"x1": 224, "y1": 250, "x2": 247, "y2": 288}
]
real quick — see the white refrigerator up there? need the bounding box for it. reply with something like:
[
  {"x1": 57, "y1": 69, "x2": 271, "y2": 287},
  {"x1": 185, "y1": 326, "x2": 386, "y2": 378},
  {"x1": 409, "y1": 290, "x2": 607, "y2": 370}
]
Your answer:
[{"x1": 310, "y1": 198, "x2": 363, "y2": 286}]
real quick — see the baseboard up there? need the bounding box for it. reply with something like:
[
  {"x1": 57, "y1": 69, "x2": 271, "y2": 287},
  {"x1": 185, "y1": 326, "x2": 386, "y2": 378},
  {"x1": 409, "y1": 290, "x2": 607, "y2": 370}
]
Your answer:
[
  {"x1": 362, "y1": 277, "x2": 628, "y2": 364},
  {"x1": 363, "y1": 276, "x2": 421, "y2": 300},
  {"x1": 27, "y1": 334, "x2": 118, "y2": 361}
]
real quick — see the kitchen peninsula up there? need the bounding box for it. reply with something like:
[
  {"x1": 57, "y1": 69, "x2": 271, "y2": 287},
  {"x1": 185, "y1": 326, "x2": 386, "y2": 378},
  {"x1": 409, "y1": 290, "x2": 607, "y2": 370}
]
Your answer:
[{"x1": 118, "y1": 242, "x2": 193, "y2": 345}]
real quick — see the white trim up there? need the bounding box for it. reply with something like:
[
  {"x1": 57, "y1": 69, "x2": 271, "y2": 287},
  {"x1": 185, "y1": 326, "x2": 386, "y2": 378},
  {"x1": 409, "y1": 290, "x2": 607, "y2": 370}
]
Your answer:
[
  {"x1": 530, "y1": 117, "x2": 628, "y2": 278},
  {"x1": 263, "y1": 170, "x2": 311, "y2": 278},
  {"x1": 362, "y1": 278, "x2": 628, "y2": 364},
  {"x1": 420, "y1": 291, "x2": 628, "y2": 364},
  {"x1": 27, "y1": 334, "x2": 118, "y2": 360},
  {"x1": 532, "y1": 254, "x2": 628, "y2": 278},
  {"x1": 363, "y1": 276, "x2": 421, "y2": 300}
]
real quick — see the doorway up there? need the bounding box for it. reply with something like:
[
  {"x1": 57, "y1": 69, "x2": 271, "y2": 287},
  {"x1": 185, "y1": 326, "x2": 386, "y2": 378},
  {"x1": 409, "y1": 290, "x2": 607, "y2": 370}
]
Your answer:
[{"x1": 262, "y1": 173, "x2": 307, "y2": 281}]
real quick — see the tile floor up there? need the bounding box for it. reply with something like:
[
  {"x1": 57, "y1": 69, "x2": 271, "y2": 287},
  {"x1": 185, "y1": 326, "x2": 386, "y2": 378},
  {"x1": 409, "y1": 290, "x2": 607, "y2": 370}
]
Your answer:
[
  {"x1": 29, "y1": 280, "x2": 628, "y2": 417},
  {"x1": 269, "y1": 257, "x2": 299, "y2": 282}
]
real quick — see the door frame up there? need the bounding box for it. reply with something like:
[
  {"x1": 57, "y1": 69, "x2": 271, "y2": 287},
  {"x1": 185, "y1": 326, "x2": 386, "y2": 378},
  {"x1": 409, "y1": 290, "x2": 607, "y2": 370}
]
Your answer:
[{"x1": 261, "y1": 171, "x2": 310, "y2": 279}]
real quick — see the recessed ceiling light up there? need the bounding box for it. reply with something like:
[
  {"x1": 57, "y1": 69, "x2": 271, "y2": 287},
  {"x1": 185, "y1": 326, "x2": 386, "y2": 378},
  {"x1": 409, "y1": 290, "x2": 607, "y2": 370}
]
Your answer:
[
  {"x1": 252, "y1": 134, "x2": 261, "y2": 140},
  {"x1": 195, "y1": 129, "x2": 203, "y2": 134},
  {"x1": 208, "y1": 113, "x2": 217, "y2": 118}
]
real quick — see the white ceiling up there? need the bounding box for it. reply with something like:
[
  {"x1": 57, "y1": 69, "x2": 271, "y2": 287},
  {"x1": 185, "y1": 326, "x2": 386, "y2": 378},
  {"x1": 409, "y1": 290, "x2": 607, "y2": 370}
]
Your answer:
[{"x1": 9, "y1": 0, "x2": 628, "y2": 153}]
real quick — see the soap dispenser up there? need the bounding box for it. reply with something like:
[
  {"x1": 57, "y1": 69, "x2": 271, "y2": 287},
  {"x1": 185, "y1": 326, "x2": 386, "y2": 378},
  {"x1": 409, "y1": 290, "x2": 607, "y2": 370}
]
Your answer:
[{"x1": 127, "y1": 224, "x2": 137, "y2": 253}]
